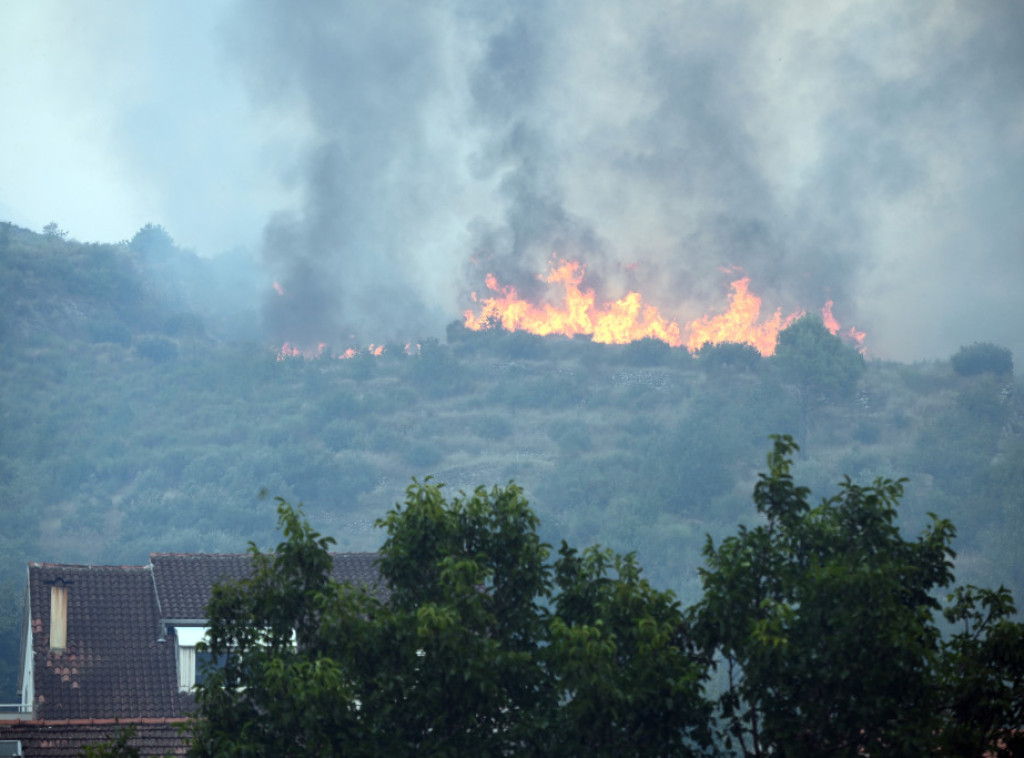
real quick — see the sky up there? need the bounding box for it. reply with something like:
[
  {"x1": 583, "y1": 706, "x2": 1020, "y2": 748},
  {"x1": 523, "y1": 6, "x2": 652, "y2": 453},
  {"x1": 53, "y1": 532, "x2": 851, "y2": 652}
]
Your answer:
[{"x1": 1, "y1": 0, "x2": 1022, "y2": 361}]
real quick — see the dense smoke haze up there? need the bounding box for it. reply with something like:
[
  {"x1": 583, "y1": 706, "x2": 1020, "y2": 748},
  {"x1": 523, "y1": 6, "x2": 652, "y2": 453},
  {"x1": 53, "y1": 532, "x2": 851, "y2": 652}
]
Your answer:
[{"x1": 2, "y1": 1, "x2": 1022, "y2": 360}]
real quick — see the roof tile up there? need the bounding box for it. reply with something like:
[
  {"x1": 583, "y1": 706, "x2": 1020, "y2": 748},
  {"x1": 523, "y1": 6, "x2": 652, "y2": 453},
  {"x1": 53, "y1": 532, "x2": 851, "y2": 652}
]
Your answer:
[{"x1": 24, "y1": 553, "x2": 383, "y2": 722}]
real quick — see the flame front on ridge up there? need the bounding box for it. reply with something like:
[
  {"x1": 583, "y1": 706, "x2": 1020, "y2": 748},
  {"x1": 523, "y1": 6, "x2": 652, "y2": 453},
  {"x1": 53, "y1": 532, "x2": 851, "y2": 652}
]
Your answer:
[
  {"x1": 463, "y1": 259, "x2": 864, "y2": 357},
  {"x1": 684, "y1": 277, "x2": 801, "y2": 356},
  {"x1": 464, "y1": 259, "x2": 684, "y2": 347}
]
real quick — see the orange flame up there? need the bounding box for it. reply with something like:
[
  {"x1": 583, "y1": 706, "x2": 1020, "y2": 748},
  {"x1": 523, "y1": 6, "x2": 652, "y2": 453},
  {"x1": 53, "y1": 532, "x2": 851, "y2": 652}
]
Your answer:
[
  {"x1": 463, "y1": 260, "x2": 865, "y2": 357},
  {"x1": 822, "y1": 300, "x2": 866, "y2": 353},
  {"x1": 685, "y1": 278, "x2": 801, "y2": 356},
  {"x1": 277, "y1": 341, "x2": 326, "y2": 361},
  {"x1": 464, "y1": 259, "x2": 684, "y2": 347},
  {"x1": 277, "y1": 343, "x2": 393, "y2": 361},
  {"x1": 337, "y1": 344, "x2": 385, "y2": 360}
]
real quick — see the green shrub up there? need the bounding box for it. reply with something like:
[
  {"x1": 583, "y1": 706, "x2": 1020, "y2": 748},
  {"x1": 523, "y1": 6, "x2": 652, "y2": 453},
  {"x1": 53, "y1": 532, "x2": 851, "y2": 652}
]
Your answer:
[
  {"x1": 951, "y1": 342, "x2": 1013, "y2": 377},
  {"x1": 696, "y1": 341, "x2": 762, "y2": 372}
]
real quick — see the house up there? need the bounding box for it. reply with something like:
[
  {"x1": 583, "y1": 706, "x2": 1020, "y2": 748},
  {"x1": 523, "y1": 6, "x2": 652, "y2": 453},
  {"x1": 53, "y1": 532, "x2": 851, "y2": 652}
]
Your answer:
[{"x1": 0, "y1": 553, "x2": 383, "y2": 757}]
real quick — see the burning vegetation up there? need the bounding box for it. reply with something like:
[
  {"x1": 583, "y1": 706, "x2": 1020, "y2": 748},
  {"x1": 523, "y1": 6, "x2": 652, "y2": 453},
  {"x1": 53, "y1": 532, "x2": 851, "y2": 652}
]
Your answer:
[{"x1": 461, "y1": 258, "x2": 865, "y2": 357}]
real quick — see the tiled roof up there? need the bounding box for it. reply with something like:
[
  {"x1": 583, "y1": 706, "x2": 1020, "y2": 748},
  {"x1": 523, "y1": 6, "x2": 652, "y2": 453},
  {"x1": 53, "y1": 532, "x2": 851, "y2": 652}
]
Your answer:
[
  {"x1": 24, "y1": 553, "x2": 383, "y2": 723},
  {"x1": 151, "y1": 552, "x2": 386, "y2": 620},
  {"x1": 0, "y1": 718, "x2": 188, "y2": 757},
  {"x1": 27, "y1": 564, "x2": 194, "y2": 721}
]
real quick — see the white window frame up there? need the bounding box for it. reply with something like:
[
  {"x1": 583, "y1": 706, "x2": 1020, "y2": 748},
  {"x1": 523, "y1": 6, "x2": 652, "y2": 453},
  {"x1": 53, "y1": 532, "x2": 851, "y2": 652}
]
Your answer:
[
  {"x1": 174, "y1": 626, "x2": 296, "y2": 691},
  {"x1": 174, "y1": 626, "x2": 209, "y2": 692}
]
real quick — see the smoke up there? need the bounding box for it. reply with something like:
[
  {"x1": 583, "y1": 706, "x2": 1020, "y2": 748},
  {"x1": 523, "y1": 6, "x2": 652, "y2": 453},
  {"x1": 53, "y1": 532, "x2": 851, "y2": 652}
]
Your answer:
[
  {"x1": 5, "y1": 1, "x2": 1020, "y2": 359},
  {"x1": 224, "y1": 0, "x2": 1024, "y2": 359}
]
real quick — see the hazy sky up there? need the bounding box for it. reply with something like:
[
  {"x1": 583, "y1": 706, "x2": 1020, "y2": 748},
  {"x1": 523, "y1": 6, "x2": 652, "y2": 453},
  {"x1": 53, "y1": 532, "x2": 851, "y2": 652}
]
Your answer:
[{"x1": 1, "y1": 1, "x2": 1022, "y2": 360}]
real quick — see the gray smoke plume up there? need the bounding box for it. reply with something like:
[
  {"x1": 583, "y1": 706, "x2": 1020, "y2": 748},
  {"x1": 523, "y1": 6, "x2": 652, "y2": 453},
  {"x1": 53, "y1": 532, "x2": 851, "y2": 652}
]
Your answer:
[{"x1": 221, "y1": 0, "x2": 1024, "y2": 359}]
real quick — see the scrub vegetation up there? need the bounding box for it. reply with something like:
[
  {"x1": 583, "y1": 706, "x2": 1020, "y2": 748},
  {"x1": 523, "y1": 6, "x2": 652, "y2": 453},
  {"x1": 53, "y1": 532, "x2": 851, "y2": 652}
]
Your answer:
[{"x1": 1, "y1": 222, "x2": 1022, "y2": 712}]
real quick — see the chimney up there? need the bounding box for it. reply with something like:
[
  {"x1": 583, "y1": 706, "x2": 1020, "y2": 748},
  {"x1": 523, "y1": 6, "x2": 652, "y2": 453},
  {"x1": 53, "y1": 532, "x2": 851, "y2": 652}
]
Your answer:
[{"x1": 49, "y1": 579, "x2": 69, "y2": 653}]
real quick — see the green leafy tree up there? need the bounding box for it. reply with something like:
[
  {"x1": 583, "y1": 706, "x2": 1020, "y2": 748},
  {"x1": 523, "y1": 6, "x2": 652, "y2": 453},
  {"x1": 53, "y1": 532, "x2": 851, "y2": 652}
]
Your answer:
[
  {"x1": 696, "y1": 341, "x2": 762, "y2": 374},
  {"x1": 951, "y1": 342, "x2": 1014, "y2": 377},
  {"x1": 692, "y1": 435, "x2": 1024, "y2": 757},
  {"x1": 773, "y1": 314, "x2": 865, "y2": 399},
  {"x1": 188, "y1": 484, "x2": 711, "y2": 757},
  {"x1": 128, "y1": 223, "x2": 176, "y2": 257},
  {"x1": 549, "y1": 545, "x2": 712, "y2": 755},
  {"x1": 938, "y1": 584, "x2": 1024, "y2": 757},
  {"x1": 772, "y1": 315, "x2": 865, "y2": 444},
  {"x1": 42, "y1": 221, "x2": 69, "y2": 240}
]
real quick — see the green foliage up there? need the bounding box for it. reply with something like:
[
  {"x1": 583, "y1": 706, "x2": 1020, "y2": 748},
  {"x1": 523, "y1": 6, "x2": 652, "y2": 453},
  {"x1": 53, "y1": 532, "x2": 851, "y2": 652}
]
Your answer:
[
  {"x1": 407, "y1": 338, "x2": 473, "y2": 397},
  {"x1": 939, "y1": 585, "x2": 1024, "y2": 756},
  {"x1": 189, "y1": 487, "x2": 712, "y2": 756},
  {"x1": 696, "y1": 341, "x2": 762, "y2": 373},
  {"x1": 43, "y1": 221, "x2": 69, "y2": 240},
  {"x1": 951, "y1": 342, "x2": 1014, "y2": 377},
  {"x1": 620, "y1": 336, "x2": 674, "y2": 366},
  {"x1": 692, "y1": 435, "x2": 1024, "y2": 756},
  {"x1": 4, "y1": 222, "x2": 1024, "y2": 715},
  {"x1": 773, "y1": 315, "x2": 864, "y2": 401},
  {"x1": 79, "y1": 724, "x2": 140, "y2": 758},
  {"x1": 550, "y1": 544, "x2": 712, "y2": 754},
  {"x1": 128, "y1": 223, "x2": 176, "y2": 257}
]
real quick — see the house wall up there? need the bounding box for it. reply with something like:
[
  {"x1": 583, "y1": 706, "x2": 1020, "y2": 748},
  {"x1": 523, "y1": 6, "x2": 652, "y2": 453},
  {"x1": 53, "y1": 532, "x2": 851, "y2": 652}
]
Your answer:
[{"x1": 19, "y1": 606, "x2": 32, "y2": 715}]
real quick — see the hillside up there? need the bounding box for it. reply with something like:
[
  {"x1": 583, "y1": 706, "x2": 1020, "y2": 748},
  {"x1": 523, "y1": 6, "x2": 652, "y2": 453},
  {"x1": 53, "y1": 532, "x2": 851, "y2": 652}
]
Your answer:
[{"x1": 1, "y1": 222, "x2": 1022, "y2": 699}]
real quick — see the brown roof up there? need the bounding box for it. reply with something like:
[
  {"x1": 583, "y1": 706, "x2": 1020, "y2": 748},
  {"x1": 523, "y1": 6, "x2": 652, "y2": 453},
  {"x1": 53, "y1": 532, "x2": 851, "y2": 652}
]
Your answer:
[
  {"x1": 0, "y1": 718, "x2": 188, "y2": 757},
  {"x1": 27, "y1": 565, "x2": 193, "y2": 721},
  {"x1": 151, "y1": 552, "x2": 387, "y2": 620},
  {"x1": 25, "y1": 553, "x2": 383, "y2": 722}
]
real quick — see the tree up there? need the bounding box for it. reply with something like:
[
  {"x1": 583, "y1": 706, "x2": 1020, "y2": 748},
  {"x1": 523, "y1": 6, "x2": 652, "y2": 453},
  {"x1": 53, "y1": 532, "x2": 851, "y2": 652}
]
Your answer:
[
  {"x1": 774, "y1": 315, "x2": 864, "y2": 400},
  {"x1": 696, "y1": 341, "x2": 762, "y2": 374},
  {"x1": 189, "y1": 483, "x2": 711, "y2": 757},
  {"x1": 42, "y1": 222, "x2": 68, "y2": 240},
  {"x1": 772, "y1": 315, "x2": 865, "y2": 445},
  {"x1": 188, "y1": 451, "x2": 1024, "y2": 756},
  {"x1": 937, "y1": 584, "x2": 1024, "y2": 757},
  {"x1": 692, "y1": 435, "x2": 1024, "y2": 756},
  {"x1": 549, "y1": 544, "x2": 712, "y2": 755},
  {"x1": 951, "y1": 342, "x2": 1014, "y2": 377},
  {"x1": 128, "y1": 223, "x2": 176, "y2": 257}
]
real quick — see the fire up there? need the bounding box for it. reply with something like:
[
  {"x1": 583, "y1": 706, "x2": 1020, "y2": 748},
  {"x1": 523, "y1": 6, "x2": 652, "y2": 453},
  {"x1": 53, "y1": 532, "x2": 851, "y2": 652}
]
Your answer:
[
  {"x1": 685, "y1": 278, "x2": 801, "y2": 356},
  {"x1": 276, "y1": 344, "x2": 387, "y2": 360},
  {"x1": 464, "y1": 260, "x2": 867, "y2": 357},
  {"x1": 276, "y1": 343, "x2": 396, "y2": 361},
  {"x1": 464, "y1": 259, "x2": 684, "y2": 347},
  {"x1": 277, "y1": 341, "x2": 326, "y2": 361},
  {"x1": 822, "y1": 300, "x2": 866, "y2": 352}
]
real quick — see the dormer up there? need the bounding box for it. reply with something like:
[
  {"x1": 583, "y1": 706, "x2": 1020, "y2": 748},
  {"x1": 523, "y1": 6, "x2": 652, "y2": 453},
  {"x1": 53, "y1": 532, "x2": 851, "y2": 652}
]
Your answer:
[{"x1": 172, "y1": 626, "x2": 210, "y2": 692}]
